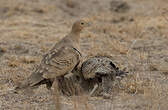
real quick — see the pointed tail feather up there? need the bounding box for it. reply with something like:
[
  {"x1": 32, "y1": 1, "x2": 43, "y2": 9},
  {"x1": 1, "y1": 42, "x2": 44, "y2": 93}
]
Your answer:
[{"x1": 15, "y1": 70, "x2": 45, "y2": 90}]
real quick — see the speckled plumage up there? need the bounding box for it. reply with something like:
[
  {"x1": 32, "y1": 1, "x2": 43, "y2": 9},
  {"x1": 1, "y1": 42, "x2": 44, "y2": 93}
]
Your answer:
[
  {"x1": 81, "y1": 56, "x2": 127, "y2": 97},
  {"x1": 81, "y1": 56, "x2": 125, "y2": 79}
]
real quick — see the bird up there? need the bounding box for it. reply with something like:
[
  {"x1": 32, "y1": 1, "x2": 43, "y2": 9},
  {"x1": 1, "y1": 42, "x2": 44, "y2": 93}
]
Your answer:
[
  {"x1": 15, "y1": 19, "x2": 90, "y2": 91},
  {"x1": 80, "y1": 56, "x2": 128, "y2": 97}
]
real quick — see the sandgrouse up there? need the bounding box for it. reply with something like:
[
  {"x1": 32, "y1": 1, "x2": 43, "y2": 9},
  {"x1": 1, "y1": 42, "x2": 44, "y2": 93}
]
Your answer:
[
  {"x1": 15, "y1": 19, "x2": 90, "y2": 90},
  {"x1": 81, "y1": 56, "x2": 127, "y2": 97}
]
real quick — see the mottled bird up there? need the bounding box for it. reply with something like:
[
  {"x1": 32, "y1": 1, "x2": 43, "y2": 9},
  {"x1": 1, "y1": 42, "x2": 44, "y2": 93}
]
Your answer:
[
  {"x1": 81, "y1": 56, "x2": 127, "y2": 97},
  {"x1": 15, "y1": 19, "x2": 90, "y2": 91}
]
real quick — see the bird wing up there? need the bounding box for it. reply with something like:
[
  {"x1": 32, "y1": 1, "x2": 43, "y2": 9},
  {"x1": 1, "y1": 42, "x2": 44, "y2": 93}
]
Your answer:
[
  {"x1": 81, "y1": 57, "x2": 118, "y2": 79},
  {"x1": 15, "y1": 42, "x2": 77, "y2": 90},
  {"x1": 42, "y1": 45, "x2": 81, "y2": 79}
]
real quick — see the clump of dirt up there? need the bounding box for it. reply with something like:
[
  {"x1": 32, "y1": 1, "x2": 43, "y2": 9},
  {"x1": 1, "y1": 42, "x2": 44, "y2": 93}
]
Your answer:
[
  {"x1": 0, "y1": 47, "x2": 6, "y2": 56},
  {"x1": 110, "y1": 0, "x2": 130, "y2": 13}
]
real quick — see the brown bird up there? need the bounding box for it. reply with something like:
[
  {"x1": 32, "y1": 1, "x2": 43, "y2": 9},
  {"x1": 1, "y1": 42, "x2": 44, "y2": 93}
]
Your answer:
[{"x1": 15, "y1": 19, "x2": 90, "y2": 90}]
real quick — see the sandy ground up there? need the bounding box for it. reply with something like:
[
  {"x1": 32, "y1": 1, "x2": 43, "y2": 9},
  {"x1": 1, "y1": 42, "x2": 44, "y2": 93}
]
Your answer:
[{"x1": 0, "y1": 0, "x2": 168, "y2": 109}]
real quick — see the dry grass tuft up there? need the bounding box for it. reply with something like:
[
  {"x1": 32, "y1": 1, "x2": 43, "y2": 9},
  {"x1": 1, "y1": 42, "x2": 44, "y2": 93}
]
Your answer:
[
  {"x1": 20, "y1": 56, "x2": 36, "y2": 64},
  {"x1": 0, "y1": 47, "x2": 7, "y2": 53},
  {"x1": 7, "y1": 55, "x2": 20, "y2": 67},
  {"x1": 65, "y1": 0, "x2": 78, "y2": 8},
  {"x1": 120, "y1": 74, "x2": 150, "y2": 94}
]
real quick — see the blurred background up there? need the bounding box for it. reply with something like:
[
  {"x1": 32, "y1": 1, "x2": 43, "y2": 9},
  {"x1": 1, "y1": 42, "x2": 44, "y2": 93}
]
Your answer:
[{"x1": 0, "y1": 0, "x2": 168, "y2": 109}]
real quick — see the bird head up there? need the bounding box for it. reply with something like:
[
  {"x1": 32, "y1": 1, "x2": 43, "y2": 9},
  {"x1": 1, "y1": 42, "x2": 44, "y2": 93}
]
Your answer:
[{"x1": 71, "y1": 19, "x2": 91, "y2": 33}]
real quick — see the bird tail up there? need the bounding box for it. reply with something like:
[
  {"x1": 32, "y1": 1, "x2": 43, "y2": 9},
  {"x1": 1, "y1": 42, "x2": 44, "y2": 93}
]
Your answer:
[
  {"x1": 14, "y1": 69, "x2": 45, "y2": 91},
  {"x1": 115, "y1": 67, "x2": 129, "y2": 80}
]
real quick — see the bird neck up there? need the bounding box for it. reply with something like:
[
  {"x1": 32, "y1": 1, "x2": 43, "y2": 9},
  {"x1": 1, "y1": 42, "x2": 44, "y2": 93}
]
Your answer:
[{"x1": 69, "y1": 31, "x2": 80, "y2": 43}]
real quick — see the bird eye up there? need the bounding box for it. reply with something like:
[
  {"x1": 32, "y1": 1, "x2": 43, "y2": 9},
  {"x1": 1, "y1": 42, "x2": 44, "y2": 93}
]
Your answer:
[{"x1": 81, "y1": 22, "x2": 84, "y2": 25}]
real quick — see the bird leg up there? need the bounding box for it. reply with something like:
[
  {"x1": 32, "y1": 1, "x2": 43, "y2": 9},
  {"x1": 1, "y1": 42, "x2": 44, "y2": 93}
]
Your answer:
[
  {"x1": 52, "y1": 78, "x2": 59, "y2": 93},
  {"x1": 64, "y1": 72, "x2": 79, "y2": 96},
  {"x1": 52, "y1": 78, "x2": 61, "y2": 109},
  {"x1": 102, "y1": 76, "x2": 111, "y2": 99},
  {"x1": 89, "y1": 83, "x2": 98, "y2": 96}
]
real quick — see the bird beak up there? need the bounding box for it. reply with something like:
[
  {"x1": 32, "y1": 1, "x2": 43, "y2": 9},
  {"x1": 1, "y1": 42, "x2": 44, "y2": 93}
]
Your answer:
[{"x1": 87, "y1": 22, "x2": 91, "y2": 27}]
